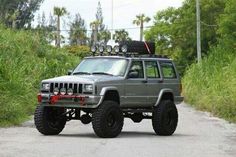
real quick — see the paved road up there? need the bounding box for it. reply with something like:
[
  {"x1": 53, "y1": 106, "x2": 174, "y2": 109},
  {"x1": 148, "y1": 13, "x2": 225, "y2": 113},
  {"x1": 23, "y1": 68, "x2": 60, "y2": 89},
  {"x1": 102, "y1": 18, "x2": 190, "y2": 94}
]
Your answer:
[{"x1": 0, "y1": 103, "x2": 235, "y2": 157}]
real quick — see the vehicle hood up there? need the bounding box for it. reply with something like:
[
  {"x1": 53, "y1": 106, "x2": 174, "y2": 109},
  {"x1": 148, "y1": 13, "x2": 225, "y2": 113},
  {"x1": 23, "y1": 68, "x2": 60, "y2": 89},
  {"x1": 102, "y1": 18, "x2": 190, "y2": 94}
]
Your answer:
[{"x1": 42, "y1": 75, "x2": 123, "y2": 84}]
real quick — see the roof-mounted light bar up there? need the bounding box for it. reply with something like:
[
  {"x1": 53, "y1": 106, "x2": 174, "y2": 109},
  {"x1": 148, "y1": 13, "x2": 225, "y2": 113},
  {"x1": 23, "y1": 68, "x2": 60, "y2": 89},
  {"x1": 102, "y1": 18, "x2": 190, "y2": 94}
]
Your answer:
[
  {"x1": 98, "y1": 46, "x2": 104, "y2": 55},
  {"x1": 90, "y1": 41, "x2": 156, "y2": 57},
  {"x1": 106, "y1": 45, "x2": 112, "y2": 55}
]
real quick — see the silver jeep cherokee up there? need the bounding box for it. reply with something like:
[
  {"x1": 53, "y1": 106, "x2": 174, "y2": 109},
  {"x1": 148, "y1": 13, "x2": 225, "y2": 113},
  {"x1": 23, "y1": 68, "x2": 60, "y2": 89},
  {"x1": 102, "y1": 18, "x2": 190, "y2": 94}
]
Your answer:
[{"x1": 34, "y1": 42, "x2": 183, "y2": 138}]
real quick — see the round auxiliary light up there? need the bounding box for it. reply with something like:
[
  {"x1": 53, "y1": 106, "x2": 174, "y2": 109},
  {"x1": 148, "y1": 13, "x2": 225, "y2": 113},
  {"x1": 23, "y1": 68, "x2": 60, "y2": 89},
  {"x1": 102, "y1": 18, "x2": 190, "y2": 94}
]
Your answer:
[
  {"x1": 106, "y1": 45, "x2": 112, "y2": 53},
  {"x1": 98, "y1": 46, "x2": 104, "y2": 53},
  {"x1": 121, "y1": 45, "x2": 128, "y2": 53},
  {"x1": 53, "y1": 88, "x2": 59, "y2": 95},
  {"x1": 67, "y1": 88, "x2": 73, "y2": 96},
  {"x1": 91, "y1": 45, "x2": 97, "y2": 53},
  {"x1": 114, "y1": 45, "x2": 120, "y2": 54},
  {"x1": 60, "y1": 88, "x2": 66, "y2": 95}
]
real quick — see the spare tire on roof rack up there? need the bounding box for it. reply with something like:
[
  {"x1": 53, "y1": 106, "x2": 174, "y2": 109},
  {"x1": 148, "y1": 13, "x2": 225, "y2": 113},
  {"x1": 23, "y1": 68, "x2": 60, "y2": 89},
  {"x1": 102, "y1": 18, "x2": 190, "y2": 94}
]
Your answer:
[{"x1": 119, "y1": 40, "x2": 155, "y2": 55}]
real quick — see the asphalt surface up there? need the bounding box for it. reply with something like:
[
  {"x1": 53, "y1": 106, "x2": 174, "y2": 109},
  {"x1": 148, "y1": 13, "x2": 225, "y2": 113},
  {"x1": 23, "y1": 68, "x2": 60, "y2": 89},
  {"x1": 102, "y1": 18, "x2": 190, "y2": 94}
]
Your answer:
[{"x1": 0, "y1": 103, "x2": 235, "y2": 157}]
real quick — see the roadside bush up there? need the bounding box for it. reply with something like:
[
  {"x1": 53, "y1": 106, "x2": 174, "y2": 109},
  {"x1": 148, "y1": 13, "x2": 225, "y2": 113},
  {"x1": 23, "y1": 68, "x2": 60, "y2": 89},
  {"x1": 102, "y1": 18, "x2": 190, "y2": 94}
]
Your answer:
[
  {"x1": 64, "y1": 45, "x2": 90, "y2": 58},
  {"x1": 0, "y1": 26, "x2": 79, "y2": 126},
  {"x1": 183, "y1": 43, "x2": 236, "y2": 122}
]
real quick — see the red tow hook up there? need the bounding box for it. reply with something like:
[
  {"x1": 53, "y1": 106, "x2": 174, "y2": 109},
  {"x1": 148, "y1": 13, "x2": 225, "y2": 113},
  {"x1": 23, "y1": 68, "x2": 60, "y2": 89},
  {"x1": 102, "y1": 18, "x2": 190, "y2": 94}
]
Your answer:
[{"x1": 80, "y1": 97, "x2": 85, "y2": 106}]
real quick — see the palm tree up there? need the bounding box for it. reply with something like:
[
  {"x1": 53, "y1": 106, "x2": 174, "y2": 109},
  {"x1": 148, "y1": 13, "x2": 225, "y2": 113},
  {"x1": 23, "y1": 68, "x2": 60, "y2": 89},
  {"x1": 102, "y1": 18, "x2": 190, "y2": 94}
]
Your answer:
[
  {"x1": 53, "y1": 6, "x2": 67, "y2": 47},
  {"x1": 133, "y1": 14, "x2": 151, "y2": 41},
  {"x1": 90, "y1": 20, "x2": 101, "y2": 45},
  {"x1": 113, "y1": 29, "x2": 131, "y2": 43},
  {"x1": 70, "y1": 27, "x2": 87, "y2": 45},
  {"x1": 69, "y1": 13, "x2": 87, "y2": 46}
]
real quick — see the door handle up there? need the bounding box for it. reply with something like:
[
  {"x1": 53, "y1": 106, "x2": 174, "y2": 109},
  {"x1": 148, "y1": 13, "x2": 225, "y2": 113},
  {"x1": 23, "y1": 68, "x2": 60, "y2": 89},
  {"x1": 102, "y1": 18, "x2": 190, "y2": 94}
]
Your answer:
[
  {"x1": 158, "y1": 80, "x2": 163, "y2": 83},
  {"x1": 142, "y1": 80, "x2": 147, "y2": 83}
]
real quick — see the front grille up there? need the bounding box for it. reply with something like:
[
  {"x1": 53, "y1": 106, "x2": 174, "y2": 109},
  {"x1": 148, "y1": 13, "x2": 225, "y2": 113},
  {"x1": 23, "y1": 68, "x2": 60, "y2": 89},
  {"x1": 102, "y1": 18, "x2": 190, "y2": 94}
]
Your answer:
[{"x1": 49, "y1": 83, "x2": 83, "y2": 95}]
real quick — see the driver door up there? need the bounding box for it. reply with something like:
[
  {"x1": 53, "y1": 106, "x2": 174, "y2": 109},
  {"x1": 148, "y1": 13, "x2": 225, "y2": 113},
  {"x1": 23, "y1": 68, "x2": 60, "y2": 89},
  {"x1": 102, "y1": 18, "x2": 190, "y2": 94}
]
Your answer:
[{"x1": 123, "y1": 60, "x2": 148, "y2": 107}]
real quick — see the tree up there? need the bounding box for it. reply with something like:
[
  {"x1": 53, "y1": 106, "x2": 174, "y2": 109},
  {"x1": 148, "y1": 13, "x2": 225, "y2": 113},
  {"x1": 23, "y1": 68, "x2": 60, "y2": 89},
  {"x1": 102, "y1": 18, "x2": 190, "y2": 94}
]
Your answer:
[
  {"x1": 145, "y1": 0, "x2": 226, "y2": 72},
  {"x1": 96, "y1": 1, "x2": 105, "y2": 32},
  {"x1": 0, "y1": 0, "x2": 44, "y2": 28},
  {"x1": 35, "y1": 12, "x2": 57, "y2": 44},
  {"x1": 133, "y1": 14, "x2": 151, "y2": 41},
  {"x1": 69, "y1": 13, "x2": 87, "y2": 46},
  {"x1": 37, "y1": 11, "x2": 46, "y2": 27},
  {"x1": 90, "y1": 1, "x2": 110, "y2": 45},
  {"x1": 53, "y1": 6, "x2": 67, "y2": 47},
  {"x1": 113, "y1": 29, "x2": 131, "y2": 43},
  {"x1": 217, "y1": 0, "x2": 236, "y2": 48},
  {"x1": 90, "y1": 20, "x2": 101, "y2": 45},
  {"x1": 8, "y1": 10, "x2": 19, "y2": 29},
  {"x1": 99, "y1": 29, "x2": 111, "y2": 45}
]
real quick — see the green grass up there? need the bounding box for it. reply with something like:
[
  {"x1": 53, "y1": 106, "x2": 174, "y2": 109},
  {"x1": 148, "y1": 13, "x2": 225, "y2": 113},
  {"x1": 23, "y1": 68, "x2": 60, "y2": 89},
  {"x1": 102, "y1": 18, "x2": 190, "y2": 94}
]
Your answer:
[
  {"x1": 0, "y1": 26, "x2": 79, "y2": 126},
  {"x1": 183, "y1": 43, "x2": 236, "y2": 122}
]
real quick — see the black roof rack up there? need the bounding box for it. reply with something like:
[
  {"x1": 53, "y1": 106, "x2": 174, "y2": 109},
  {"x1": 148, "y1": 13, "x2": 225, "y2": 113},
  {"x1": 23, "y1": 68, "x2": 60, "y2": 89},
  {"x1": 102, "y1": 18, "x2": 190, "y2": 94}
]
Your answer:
[
  {"x1": 89, "y1": 52, "x2": 169, "y2": 59},
  {"x1": 89, "y1": 40, "x2": 169, "y2": 59}
]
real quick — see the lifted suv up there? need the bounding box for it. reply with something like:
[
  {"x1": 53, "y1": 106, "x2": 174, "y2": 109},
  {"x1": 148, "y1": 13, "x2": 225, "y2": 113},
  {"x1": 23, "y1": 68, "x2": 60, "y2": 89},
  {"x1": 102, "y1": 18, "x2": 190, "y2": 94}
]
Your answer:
[{"x1": 34, "y1": 43, "x2": 183, "y2": 138}]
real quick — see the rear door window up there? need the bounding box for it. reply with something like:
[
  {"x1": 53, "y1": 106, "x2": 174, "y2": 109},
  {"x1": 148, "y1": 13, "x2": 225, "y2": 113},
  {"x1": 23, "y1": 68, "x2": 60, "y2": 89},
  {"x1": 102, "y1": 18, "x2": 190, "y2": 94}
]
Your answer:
[{"x1": 145, "y1": 61, "x2": 160, "y2": 78}]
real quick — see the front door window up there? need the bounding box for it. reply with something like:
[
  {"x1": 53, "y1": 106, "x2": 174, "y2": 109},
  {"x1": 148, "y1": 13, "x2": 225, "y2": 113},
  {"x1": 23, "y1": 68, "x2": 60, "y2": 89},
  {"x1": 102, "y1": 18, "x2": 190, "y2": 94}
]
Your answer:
[{"x1": 129, "y1": 61, "x2": 144, "y2": 78}]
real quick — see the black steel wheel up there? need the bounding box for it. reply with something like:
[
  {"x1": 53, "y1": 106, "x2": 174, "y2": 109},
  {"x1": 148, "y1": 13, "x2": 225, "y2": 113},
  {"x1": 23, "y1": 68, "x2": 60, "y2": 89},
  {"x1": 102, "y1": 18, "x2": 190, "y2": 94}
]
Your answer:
[
  {"x1": 34, "y1": 105, "x2": 66, "y2": 135},
  {"x1": 92, "y1": 101, "x2": 124, "y2": 138},
  {"x1": 152, "y1": 100, "x2": 178, "y2": 136}
]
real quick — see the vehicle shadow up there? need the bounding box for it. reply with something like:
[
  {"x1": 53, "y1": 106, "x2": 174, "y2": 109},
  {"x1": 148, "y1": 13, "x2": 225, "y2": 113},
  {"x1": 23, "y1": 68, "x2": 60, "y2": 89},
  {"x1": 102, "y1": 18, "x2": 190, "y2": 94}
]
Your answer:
[
  {"x1": 119, "y1": 131, "x2": 193, "y2": 138},
  {"x1": 58, "y1": 133, "x2": 97, "y2": 138},
  {"x1": 57, "y1": 131, "x2": 193, "y2": 139},
  {"x1": 120, "y1": 131, "x2": 156, "y2": 137}
]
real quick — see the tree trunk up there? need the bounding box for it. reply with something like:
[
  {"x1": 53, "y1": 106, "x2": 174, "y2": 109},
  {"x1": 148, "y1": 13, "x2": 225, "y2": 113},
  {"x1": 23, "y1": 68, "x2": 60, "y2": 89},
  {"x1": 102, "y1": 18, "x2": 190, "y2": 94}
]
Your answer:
[
  {"x1": 94, "y1": 26, "x2": 98, "y2": 44},
  {"x1": 56, "y1": 15, "x2": 61, "y2": 47},
  {"x1": 12, "y1": 20, "x2": 16, "y2": 29}
]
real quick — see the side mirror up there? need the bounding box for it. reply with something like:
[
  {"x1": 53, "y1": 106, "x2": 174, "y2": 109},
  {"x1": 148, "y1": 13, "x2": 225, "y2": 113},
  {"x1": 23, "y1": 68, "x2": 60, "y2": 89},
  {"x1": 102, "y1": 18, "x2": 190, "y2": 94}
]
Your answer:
[
  {"x1": 67, "y1": 70, "x2": 73, "y2": 75},
  {"x1": 128, "y1": 71, "x2": 139, "y2": 78}
]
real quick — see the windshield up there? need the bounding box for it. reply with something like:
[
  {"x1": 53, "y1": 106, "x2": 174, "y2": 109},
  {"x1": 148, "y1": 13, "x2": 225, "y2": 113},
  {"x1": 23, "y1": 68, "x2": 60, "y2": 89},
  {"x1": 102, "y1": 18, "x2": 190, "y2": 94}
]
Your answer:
[{"x1": 73, "y1": 58, "x2": 129, "y2": 76}]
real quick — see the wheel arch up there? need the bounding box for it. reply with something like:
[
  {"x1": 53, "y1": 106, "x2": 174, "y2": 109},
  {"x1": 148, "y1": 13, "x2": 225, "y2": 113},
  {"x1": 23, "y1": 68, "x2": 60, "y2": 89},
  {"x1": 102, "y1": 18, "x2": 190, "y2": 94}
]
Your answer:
[
  {"x1": 154, "y1": 89, "x2": 174, "y2": 107},
  {"x1": 99, "y1": 87, "x2": 120, "y2": 105}
]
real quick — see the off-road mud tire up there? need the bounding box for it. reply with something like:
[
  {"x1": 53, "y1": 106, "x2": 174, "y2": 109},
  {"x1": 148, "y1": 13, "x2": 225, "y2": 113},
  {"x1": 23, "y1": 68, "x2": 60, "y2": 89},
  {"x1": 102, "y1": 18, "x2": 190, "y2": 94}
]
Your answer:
[
  {"x1": 92, "y1": 101, "x2": 124, "y2": 138},
  {"x1": 152, "y1": 100, "x2": 178, "y2": 136},
  {"x1": 34, "y1": 105, "x2": 66, "y2": 135}
]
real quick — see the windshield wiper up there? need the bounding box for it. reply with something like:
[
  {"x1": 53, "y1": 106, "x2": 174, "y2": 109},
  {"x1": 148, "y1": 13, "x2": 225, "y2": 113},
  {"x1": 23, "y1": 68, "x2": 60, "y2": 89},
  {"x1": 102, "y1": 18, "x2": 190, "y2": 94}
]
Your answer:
[
  {"x1": 73, "y1": 72, "x2": 91, "y2": 75},
  {"x1": 92, "y1": 72, "x2": 113, "y2": 76}
]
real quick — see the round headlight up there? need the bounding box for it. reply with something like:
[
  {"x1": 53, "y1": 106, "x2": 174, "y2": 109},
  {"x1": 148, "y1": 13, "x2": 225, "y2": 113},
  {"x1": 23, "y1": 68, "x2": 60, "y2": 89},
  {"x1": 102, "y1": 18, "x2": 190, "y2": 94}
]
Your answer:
[
  {"x1": 53, "y1": 88, "x2": 59, "y2": 95},
  {"x1": 84, "y1": 84, "x2": 93, "y2": 93},
  {"x1": 67, "y1": 88, "x2": 73, "y2": 96},
  {"x1": 60, "y1": 88, "x2": 66, "y2": 95}
]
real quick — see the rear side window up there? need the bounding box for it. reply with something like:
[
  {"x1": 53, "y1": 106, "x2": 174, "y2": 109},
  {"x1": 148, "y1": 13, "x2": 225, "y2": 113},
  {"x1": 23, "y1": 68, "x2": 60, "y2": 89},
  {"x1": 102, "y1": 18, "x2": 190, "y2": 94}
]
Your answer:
[{"x1": 160, "y1": 62, "x2": 177, "y2": 79}]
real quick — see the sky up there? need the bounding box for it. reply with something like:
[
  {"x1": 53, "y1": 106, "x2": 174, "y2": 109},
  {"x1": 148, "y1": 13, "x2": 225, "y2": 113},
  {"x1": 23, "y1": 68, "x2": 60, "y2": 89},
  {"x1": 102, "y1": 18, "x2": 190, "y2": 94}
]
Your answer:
[{"x1": 34, "y1": 0, "x2": 184, "y2": 41}]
